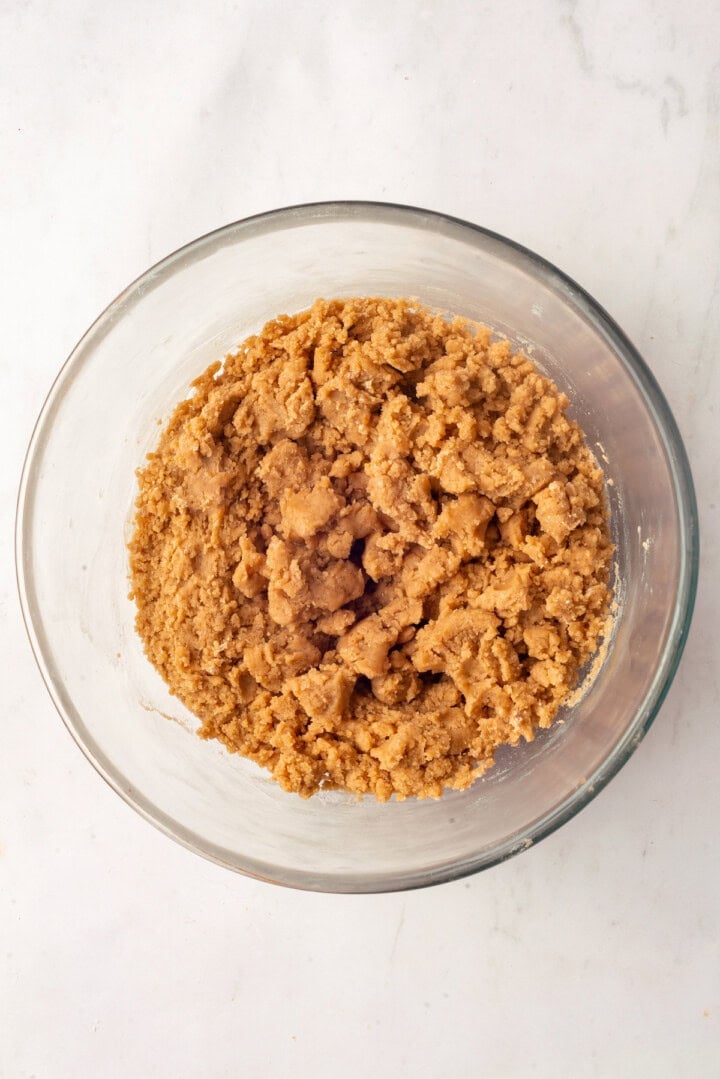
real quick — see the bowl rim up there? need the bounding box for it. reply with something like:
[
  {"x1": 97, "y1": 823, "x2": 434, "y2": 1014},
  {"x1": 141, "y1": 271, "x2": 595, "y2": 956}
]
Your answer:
[{"x1": 15, "y1": 200, "x2": 700, "y2": 893}]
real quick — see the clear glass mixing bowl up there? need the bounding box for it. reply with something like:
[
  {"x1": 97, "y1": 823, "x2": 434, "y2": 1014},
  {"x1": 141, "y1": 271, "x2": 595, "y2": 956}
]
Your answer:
[{"x1": 16, "y1": 202, "x2": 698, "y2": 892}]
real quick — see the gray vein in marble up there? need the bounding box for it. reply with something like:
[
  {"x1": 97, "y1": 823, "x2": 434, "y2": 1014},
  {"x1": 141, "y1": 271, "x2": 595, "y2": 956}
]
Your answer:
[
  {"x1": 612, "y1": 71, "x2": 689, "y2": 135},
  {"x1": 665, "y1": 74, "x2": 688, "y2": 116},
  {"x1": 560, "y1": 0, "x2": 593, "y2": 74}
]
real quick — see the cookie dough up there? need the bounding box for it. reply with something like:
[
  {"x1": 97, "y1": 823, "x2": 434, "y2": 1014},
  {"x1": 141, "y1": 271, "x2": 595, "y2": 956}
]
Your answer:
[{"x1": 129, "y1": 298, "x2": 612, "y2": 800}]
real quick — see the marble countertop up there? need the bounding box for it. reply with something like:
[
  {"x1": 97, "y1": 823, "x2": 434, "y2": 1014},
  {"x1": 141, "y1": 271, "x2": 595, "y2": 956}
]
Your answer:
[{"x1": 2, "y1": 2, "x2": 718, "y2": 1075}]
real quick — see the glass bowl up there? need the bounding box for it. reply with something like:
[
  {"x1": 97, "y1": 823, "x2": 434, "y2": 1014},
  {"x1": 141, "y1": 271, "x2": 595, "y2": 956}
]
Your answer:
[{"x1": 16, "y1": 202, "x2": 698, "y2": 892}]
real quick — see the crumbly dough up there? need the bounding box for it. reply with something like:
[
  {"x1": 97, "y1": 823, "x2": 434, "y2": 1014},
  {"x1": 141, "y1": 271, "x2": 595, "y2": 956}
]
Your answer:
[{"x1": 129, "y1": 298, "x2": 612, "y2": 801}]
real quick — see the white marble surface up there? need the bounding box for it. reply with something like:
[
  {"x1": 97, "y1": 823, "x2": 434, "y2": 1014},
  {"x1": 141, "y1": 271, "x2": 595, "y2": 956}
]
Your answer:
[{"x1": 2, "y1": 2, "x2": 719, "y2": 1076}]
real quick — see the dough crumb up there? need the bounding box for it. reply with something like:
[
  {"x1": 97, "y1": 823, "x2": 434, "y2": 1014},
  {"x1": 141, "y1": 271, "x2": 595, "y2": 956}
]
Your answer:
[{"x1": 129, "y1": 298, "x2": 613, "y2": 801}]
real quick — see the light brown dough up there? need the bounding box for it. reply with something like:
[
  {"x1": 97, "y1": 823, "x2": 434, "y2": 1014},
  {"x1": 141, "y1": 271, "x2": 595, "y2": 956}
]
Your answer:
[{"x1": 129, "y1": 298, "x2": 612, "y2": 801}]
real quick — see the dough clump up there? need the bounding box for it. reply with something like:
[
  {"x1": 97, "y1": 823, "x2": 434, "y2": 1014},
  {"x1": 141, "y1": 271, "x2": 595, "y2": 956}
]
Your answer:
[{"x1": 130, "y1": 298, "x2": 612, "y2": 801}]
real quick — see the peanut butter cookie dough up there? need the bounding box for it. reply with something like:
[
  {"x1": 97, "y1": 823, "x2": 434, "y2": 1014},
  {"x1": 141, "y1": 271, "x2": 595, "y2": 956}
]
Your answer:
[{"x1": 129, "y1": 298, "x2": 612, "y2": 801}]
